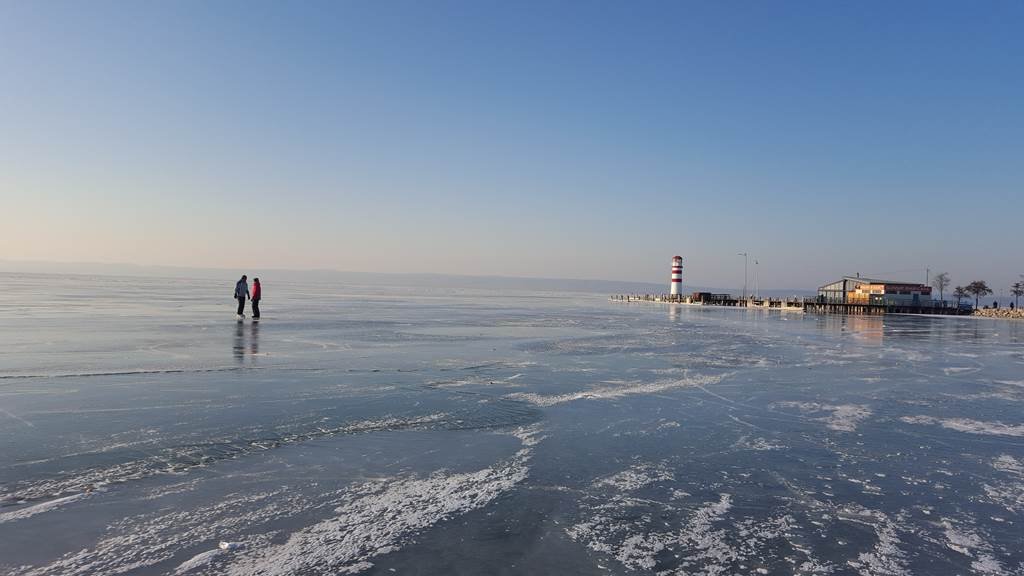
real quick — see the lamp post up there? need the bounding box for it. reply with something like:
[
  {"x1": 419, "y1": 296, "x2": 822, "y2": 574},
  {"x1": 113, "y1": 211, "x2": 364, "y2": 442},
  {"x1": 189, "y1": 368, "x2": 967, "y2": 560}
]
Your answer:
[
  {"x1": 754, "y1": 259, "x2": 759, "y2": 300},
  {"x1": 738, "y1": 252, "x2": 748, "y2": 300}
]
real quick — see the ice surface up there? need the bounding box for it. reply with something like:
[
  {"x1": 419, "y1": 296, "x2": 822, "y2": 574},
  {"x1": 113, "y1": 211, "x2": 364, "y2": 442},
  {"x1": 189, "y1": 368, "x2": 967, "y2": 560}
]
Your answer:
[{"x1": 2, "y1": 273, "x2": 1023, "y2": 574}]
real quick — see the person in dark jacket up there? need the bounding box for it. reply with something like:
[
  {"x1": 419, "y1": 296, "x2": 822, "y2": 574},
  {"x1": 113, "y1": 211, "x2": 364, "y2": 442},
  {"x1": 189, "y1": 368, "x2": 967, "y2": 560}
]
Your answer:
[
  {"x1": 234, "y1": 275, "x2": 249, "y2": 318},
  {"x1": 251, "y1": 278, "x2": 261, "y2": 319}
]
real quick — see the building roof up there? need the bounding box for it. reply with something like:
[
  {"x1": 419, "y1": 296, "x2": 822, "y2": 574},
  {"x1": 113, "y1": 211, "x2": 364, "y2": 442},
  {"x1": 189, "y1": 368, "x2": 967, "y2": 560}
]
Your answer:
[
  {"x1": 842, "y1": 276, "x2": 924, "y2": 285},
  {"x1": 819, "y1": 276, "x2": 928, "y2": 291}
]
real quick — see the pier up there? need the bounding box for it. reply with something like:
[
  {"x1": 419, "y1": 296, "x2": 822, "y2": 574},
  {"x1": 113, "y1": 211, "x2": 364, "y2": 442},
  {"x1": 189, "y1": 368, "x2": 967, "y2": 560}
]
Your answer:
[
  {"x1": 802, "y1": 299, "x2": 970, "y2": 316},
  {"x1": 610, "y1": 294, "x2": 972, "y2": 316},
  {"x1": 610, "y1": 294, "x2": 805, "y2": 311}
]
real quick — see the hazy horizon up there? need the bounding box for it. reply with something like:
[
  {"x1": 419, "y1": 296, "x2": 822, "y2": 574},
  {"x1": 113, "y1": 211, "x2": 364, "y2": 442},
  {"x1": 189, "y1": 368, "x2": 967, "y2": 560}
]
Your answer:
[
  {"x1": 2, "y1": 2, "x2": 1022, "y2": 291},
  {"x1": 1, "y1": 255, "x2": 1017, "y2": 301},
  {"x1": 1, "y1": 257, "x2": 820, "y2": 298}
]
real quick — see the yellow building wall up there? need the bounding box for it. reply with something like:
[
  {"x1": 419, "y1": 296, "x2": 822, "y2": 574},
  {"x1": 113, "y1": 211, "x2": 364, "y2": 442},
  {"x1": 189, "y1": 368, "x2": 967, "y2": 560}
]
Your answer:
[{"x1": 848, "y1": 283, "x2": 885, "y2": 303}]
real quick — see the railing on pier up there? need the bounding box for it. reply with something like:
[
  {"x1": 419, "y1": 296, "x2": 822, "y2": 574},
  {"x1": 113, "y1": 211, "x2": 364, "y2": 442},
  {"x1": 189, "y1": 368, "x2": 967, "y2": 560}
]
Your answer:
[
  {"x1": 802, "y1": 296, "x2": 973, "y2": 316},
  {"x1": 610, "y1": 294, "x2": 688, "y2": 303}
]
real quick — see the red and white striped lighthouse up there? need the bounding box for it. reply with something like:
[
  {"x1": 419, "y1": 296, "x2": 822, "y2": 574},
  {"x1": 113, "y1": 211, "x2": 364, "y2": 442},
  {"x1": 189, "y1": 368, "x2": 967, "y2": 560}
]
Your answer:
[{"x1": 670, "y1": 256, "x2": 683, "y2": 296}]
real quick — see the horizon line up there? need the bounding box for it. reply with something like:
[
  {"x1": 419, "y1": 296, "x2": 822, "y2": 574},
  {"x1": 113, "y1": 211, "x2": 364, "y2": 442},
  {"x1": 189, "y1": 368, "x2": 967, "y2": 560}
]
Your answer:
[{"x1": 0, "y1": 257, "x2": 815, "y2": 294}]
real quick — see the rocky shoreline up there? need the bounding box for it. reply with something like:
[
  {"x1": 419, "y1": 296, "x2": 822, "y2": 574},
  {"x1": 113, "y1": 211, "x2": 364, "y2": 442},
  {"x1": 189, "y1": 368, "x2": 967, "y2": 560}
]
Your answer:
[{"x1": 973, "y1": 308, "x2": 1024, "y2": 319}]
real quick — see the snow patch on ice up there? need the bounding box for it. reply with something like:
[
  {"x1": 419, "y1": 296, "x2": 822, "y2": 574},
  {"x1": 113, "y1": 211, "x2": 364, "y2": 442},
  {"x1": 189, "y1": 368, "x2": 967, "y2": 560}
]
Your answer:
[
  {"x1": 900, "y1": 416, "x2": 1024, "y2": 437},
  {"x1": 568, "y1": 493, "x2": 734, "y2": 573},
  {"x1": 941, "y1": 519, "x2": 986, "y2": 556},
  {"x1": 984, "y1": 454, "x2": 1024, "y2": 513},
  {"x1": 227, "y1": 450, "x2": 532, "y2": 575},
  {"x1": 774, "y1": 402, "x2": 872, "y2": 432},
  {"x1": 733, "y1": 436, "x2": 784, "y2": 451},
  {"x1": 940, "y1": 519, "x2": 1007, "y2": 575},
  {"x1": 507, "y1": 423, "x2": 546, "y2": 447},
  {"x1": 993, "y1": 454, "x2": 1024, "y2": 476},
  {"x1": 568, "y1": 461, "x2": 834, "y2": 575},
  {"x1": 840, "y1": 506, "x2": 909, "y2": 576},
  {"x1": 593, "y1": 463, "x2": 674, "y2": 492}
]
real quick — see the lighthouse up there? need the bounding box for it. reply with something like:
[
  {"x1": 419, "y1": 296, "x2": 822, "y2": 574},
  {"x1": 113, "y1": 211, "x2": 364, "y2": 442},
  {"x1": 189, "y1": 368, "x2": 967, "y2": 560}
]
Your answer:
[{"x1": 670, "y1": 256, "x2": 683, "y2": 297}]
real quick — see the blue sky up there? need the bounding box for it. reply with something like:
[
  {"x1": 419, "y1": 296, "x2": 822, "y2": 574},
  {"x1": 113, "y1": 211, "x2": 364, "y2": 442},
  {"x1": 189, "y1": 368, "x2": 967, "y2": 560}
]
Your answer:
[{"x1": 2, "y1": 1, "x2": 1021, "y2": 291}]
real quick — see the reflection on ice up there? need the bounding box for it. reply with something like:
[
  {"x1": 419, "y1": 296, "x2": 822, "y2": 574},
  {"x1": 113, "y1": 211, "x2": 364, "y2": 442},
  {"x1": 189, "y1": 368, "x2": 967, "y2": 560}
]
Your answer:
[
  {"x1": 233, "y1": 320, "x2": 244, "y2": 363},
  {"x1": 250, "y1": 321, "x2": 259, "y2": 356}
]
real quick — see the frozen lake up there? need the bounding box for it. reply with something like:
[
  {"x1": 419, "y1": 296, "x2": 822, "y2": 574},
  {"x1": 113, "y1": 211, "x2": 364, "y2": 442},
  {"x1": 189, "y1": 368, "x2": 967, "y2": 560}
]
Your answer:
[{"x1": 2, "y1": 273, "x2": 1023, "y2": 575}]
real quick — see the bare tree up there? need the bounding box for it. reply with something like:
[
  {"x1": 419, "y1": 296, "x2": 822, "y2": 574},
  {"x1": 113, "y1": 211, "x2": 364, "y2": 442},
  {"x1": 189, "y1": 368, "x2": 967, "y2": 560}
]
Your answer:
[
  {"x1": 966, "y1": 280, "x2": 993, "y2": 309},
  {"x1": 1012, "y1": 280, "x2": 1024, "y2": 309},
  {"x1": 950, "y1": 282, "x2": 966, "y2": 305},
  {"x1": 931, "y1": 272, "x2": 950, "y2": 302},
  {"x1": 953, "y1": 286, "x2": 969, "y2": 306}
]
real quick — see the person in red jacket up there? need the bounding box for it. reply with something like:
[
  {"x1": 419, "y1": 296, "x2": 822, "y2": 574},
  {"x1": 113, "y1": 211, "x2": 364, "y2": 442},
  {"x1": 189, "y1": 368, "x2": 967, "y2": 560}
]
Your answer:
[{"x1": 251, "y1": 278, "x2": 262, "y2": 319}]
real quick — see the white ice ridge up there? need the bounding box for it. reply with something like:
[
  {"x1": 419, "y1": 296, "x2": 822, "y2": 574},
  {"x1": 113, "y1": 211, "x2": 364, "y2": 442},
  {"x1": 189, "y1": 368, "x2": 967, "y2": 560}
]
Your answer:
[
  {"x1": 507, "y1": 373, "x2": 729, "y2": 407},
  {"x1": 773, "y1": 402, "x2": 872, "y2": 432},
  {"x1": 12, "y1": 491, "x2": 293, "y2": 576},
  {"x1": 942, "y1": 366, "x2": 977, "y2": 376},
  {"x1": 171, "y1": 542, "x2": 245, "y2": 575},
  {"x1": 12, "y1": 425, "x2": 542, "y2": 576},
  {"x1": 2, "y1": 412, "x2": 453, "y2": 508},
  {"x1": 900, "y1": 416, "x2": 1024, "y2": 437},
  {"x1": 172, "y1": 548, "x2": 224, "y2": 575},
  {"x1": 671, "y1": 493, "x2": 736, "y2": 574},
  {"x1": 227, "y1": 438, "x2": 537, "y2": 574},
  {"x1": 0, "y1": 492, "x2": 92, "y2": 524},
  {"x1": 339, "y1": 412, "x2": 450, "y2": 434}
]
